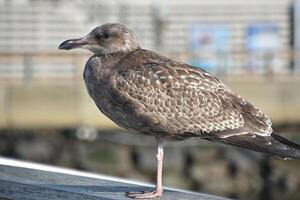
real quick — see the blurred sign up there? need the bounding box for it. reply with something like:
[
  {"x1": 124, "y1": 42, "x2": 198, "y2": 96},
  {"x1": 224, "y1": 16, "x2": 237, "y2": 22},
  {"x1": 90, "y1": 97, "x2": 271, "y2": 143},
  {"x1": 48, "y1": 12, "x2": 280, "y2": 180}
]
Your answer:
[
  {"x1": 246, "y1": 23, "x2": 281, "y2": 74},
  {"x1": 189, "y1": 24, "x2": 231, "y2": 53},
  {"x1": 188, "y1": 24, "x2": 231, "y2": 73},
  {"x1": 246, "y1": 23, "x2": 280, "y2": 52}
]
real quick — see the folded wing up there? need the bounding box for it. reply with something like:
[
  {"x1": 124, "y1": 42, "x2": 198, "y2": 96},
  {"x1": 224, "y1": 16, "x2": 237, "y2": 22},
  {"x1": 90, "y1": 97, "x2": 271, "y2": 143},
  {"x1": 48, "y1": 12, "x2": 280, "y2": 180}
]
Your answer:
[{"x1": 109, "y1": 49, "x2": 272, "y2": 140}]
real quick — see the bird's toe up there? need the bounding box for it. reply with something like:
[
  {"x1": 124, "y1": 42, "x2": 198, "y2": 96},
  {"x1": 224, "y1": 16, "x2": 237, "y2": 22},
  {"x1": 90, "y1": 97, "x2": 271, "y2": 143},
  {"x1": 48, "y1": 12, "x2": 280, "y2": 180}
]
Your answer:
[{"x1": 126, "y1": 190, "x2": 162, "y2": 199}]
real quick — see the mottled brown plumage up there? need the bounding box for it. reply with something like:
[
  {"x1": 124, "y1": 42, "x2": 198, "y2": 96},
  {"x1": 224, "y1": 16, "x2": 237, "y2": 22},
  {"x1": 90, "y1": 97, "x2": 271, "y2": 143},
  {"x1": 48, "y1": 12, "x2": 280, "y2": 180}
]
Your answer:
[
  {"x1": 59, "y1": 23, "x2": 300, "y2": 198},
  {"x1": 110, "y1": 49, "x2": 273, "y2": 139}
]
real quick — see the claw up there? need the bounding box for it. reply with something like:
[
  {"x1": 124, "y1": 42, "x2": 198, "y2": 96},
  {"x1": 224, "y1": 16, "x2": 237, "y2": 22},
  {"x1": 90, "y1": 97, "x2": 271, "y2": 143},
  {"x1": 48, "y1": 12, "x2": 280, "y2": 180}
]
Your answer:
[{"x1": 126, "y1": 190, "x2": 162, "y2": 199}]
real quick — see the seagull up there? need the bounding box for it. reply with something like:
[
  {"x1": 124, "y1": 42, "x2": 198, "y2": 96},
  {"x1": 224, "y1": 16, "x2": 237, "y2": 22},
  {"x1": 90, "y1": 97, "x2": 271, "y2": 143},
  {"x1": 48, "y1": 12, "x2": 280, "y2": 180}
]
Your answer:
[{"x1": 59, "y1": 23, "x2": 300, "y2": 199}]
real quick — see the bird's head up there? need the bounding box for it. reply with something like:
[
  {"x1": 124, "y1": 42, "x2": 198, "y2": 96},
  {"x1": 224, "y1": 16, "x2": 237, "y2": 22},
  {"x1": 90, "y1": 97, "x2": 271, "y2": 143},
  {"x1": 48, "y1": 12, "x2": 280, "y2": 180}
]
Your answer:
[{"x1": 59, "y1": 23, "x2": 140, "y2": 56}]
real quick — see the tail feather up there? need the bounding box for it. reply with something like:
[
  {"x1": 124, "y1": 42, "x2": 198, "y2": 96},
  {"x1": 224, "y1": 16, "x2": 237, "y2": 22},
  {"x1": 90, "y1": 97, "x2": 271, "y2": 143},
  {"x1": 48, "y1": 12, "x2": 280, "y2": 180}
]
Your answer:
[{"x1": 212, "y1": 132, "x2": 300, "y2": 159}]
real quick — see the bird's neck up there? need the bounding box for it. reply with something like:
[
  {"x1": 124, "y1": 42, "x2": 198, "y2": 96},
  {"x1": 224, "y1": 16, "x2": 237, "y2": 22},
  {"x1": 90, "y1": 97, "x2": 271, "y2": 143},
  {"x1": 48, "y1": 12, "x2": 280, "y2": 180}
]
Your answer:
[
  {"x1": 96, "y1": 49, "x2": 139, "y2": 68},
  {"x1": 87, "y1": 50, "x2": 134, "y2": 81},
  {"x1": 97, "y1": 52, "x2": 126, "y2": 66}
]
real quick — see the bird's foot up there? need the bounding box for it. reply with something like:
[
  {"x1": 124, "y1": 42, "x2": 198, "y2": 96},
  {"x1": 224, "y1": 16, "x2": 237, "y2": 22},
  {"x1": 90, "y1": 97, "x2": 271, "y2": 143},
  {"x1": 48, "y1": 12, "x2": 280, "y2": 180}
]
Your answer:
[{"x1": 126, "y1": 190, "x2": 162, "y2": 199}]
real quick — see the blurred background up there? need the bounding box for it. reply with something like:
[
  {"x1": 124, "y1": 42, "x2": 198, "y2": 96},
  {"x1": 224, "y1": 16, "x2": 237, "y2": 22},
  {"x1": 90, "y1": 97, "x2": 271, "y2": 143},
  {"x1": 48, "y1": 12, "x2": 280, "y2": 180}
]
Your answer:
[{"x1": 1, "y1": 0, "x2": 300, "y2": 199}]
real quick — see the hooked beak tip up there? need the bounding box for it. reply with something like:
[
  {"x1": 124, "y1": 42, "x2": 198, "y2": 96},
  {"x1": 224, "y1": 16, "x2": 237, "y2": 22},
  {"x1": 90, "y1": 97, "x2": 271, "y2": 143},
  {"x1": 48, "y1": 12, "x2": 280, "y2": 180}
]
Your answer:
[
  {"x1": 58, "y1": 38, "x2": 88, "y2": 50},
  {"x1": 58, "y1": 40, "x2": 73, "y2": 50}
]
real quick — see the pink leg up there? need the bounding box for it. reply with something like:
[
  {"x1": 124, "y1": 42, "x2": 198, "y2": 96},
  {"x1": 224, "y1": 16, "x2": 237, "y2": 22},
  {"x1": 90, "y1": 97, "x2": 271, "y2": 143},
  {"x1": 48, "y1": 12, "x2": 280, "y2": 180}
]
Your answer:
[{"x1": 126, "y1": 139, "x2": 164, "y2": 199}]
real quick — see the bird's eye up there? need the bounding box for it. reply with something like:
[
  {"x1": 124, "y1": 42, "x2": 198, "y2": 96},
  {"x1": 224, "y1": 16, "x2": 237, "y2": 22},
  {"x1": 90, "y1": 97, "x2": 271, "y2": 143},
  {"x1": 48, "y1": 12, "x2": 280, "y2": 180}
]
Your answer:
[
  {"x1": 95, "y1": 33, "x2": 110, "y2": 40},
  {"x1": 102, "y1": 33, "x2": 110, "y2": 39}
]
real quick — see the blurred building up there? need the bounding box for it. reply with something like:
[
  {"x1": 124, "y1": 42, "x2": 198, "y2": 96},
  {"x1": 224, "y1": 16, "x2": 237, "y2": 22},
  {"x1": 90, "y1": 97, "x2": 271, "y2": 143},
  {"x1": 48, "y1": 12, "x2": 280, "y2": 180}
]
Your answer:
[{"x1": 0, "y1": 0, "x2": 294, "y2": 71}]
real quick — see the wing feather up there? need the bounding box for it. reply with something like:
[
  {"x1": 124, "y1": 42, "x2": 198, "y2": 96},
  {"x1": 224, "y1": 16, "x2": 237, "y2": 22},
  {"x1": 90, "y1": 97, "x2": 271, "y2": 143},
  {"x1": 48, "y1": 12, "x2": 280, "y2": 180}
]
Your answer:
[{"x1": 110, "y1": 50, "x2": 272, "y2": 139}]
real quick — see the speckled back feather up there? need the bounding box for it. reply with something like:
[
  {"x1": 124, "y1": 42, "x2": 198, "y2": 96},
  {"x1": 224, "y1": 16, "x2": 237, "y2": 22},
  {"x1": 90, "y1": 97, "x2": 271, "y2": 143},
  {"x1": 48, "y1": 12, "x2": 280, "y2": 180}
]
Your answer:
[{"x1": 109, "y1": 49, "x2": 272, "y2": 140}]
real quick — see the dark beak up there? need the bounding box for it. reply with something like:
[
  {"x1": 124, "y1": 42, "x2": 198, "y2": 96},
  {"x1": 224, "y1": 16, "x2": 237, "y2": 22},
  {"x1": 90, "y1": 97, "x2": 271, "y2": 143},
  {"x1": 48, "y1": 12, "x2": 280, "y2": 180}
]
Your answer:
[{"x1": 58, "y1": 37, "x2": 89, "y2": 50}]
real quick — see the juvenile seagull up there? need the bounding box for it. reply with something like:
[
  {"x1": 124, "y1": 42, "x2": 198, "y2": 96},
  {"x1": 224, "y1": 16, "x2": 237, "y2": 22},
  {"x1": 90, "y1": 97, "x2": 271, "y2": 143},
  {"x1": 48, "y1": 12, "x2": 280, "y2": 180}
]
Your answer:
[{"x1": 59, "y1": 23, "x2": 300, "y2": 198}]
